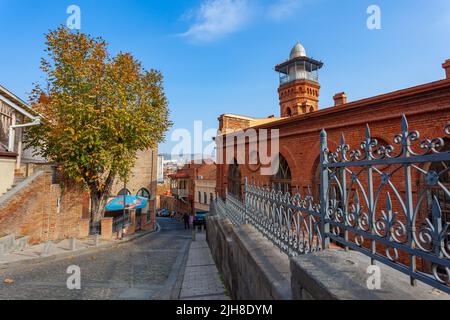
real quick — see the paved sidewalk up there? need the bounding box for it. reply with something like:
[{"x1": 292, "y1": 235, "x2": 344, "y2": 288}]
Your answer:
[
  {"x1": 0, "y1": 227, "x2": 159, "y2": 268},
  {"x1": 180, "y1": 232, "x2": 229, "y2": 300}
]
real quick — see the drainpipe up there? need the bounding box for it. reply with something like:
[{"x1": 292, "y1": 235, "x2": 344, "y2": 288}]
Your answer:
[{"x1": 8, "y1": 117, "x2": 41, "y2": 152}]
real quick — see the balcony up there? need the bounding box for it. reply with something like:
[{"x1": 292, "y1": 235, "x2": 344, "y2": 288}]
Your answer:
[
  {"x1": 172, "y1": 188, "x2": 189, "y2": 199},
  {"x1": 280, "y1": 71, "x2": 319, "y2": 85}
]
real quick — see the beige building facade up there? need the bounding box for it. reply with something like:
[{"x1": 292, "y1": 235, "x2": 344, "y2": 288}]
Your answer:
[
  {"x1": 193, "y1": 163, "x2": 217, "y2": 214},
  {"x1": 111, "y1": 148, "x2": 159, "y2": 230},
  {"x1": 0, "y1": 85, "x2": 42, "y2": 196},
  {"x1": 194, "y1": 178, "x2": 216, "y2": 213}
]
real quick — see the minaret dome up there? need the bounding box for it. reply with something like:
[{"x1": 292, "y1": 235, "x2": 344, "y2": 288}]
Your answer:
[{"x1": 275, "y1": 42, "x2": 324, "y2": 118}]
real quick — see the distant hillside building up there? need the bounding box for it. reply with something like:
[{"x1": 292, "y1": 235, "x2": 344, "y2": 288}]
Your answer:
[
  {"x1": 194, "y1": 163, "x2": 217, "y2": 215},
  {"x1": 157, "y1": 155, "x2": 164, "y2": 184},
  {"x1": 169, "y1": 161, "x2": 217, "y2": 216}
]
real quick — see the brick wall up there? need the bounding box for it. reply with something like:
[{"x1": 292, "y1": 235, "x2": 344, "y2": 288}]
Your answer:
[
  {"x1": 0, "y1": 171, "x2": 89, "y2": 244},
  {"x1": 218, "y1": 115, "x2": 252, "y2": 134}
]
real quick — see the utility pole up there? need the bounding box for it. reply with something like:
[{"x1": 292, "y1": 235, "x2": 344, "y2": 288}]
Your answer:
[
  {"x1": 192, "y1": 169, "x2": 196, "y2": 241},
  {"x1": 122, "y1": 179, "x2": 127, "y2": 240}
]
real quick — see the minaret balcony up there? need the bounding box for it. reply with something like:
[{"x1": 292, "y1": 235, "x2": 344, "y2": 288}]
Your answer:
[{"x1": 280, "y1": 71, "x2": 319, "y2": 85}]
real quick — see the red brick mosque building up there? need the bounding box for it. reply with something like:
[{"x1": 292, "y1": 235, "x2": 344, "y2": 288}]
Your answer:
[
  {"x1": 217, "y1": 43, "x2": 450, "y2": 198},
  {"x1": 216, "y1": 44, "x2": 450, "y2": 258}
]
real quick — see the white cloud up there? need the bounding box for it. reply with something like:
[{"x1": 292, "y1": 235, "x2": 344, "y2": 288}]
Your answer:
[
  {"x1": 180, "y1": 0, "x2": 251, "y2": 43},
  {"x1": 266, "y1": 0, "x2": 302, "y2": 21},
  {"x1": 179, "y1": 0, "x2": 304, "y2": 43}
]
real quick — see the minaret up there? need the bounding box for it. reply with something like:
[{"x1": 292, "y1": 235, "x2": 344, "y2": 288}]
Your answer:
[{"x1": 275, "y1": 43, "x2": 323, "y2": 117}]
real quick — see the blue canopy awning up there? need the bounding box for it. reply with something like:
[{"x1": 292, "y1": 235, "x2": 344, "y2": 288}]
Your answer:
[{"x1": 105, "y1": 196, "x2": 149, "y2": 212}]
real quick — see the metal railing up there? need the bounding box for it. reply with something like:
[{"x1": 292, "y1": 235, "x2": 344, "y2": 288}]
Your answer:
[
  {"x1": 113, "y1": 214, "x2": 131, "y2": 233},
  {"x1": 90, "y1": 223, "x2": 101, "y2": 236},
  {"x1": 172, "y1": 188, "x2": 189, "y2": 198},
  {"x1": 245, "y1": 184, "x2": 322, "y2": 257},
  {"x1": 215, "y1": 115, "x2": 450, "y2": 294},
  {"x1": 280, "y1": 71, "x2": 319, "y2": 85},
  {"x1": 321, "y1": 116, "x2": 449, "y2": 293},
  {"x1": 216, "y1": 193, "x2": 246, "y2": 226}
]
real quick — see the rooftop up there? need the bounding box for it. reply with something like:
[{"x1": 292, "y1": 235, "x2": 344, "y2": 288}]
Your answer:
[{"x1": 0, "y1": 84, "x2": 39, "y2": 120}]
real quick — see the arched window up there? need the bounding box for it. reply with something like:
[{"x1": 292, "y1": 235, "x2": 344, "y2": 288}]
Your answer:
[
  {"x1": 137, "y1": 188, "x2": 150, "y2": 199},
  {"x1": 271, "y1": 155, "x2": 292, "y2": 193},
  {"x1": 136, "y1": 189, "x2": 150, "y2": 226},
  {"x1": 204, "y1": 192, "x2": 208, "y2": 204},
  {"x1": 198, "y1": 191, "x2": 202, "y2": 203},
  {"x1": 118, "y1": 188, "x2": 131, "y2": 196},
  {"x1": 210, "y1": 193, "x2": 214, "y2": 203},
  {"x1": 228, "y1": 159, "x2": 242, "y2": 198}
]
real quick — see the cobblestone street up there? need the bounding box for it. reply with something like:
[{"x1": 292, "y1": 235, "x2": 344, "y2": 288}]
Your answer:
[{"x1": 0, "y1": 219, "x2": 192, "y2": 300}]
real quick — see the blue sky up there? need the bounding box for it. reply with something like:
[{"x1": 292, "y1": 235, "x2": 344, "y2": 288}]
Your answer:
[{"x1": 1, "y1": 0, "x2": 450, "y2": 154}]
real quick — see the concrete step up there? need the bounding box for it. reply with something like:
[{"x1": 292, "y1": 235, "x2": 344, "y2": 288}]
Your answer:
[
  {"x1": 5, "y1": 177, "x2": 27, "y2": 192},
  {"x1": 0, "y1": 171, "x2": 46, "y2": 208}
]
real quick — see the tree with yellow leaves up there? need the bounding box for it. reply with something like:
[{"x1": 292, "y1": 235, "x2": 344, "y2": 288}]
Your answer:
[{"x1": 26, "y1": 27, "x2": 171, "y2": 227}]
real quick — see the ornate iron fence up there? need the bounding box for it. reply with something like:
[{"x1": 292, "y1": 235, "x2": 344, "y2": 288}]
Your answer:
[
  {"x1": 245, "y1": 183, "x2": 322, "y2": 257},
  {"x1": 218, "y1": 185, "x2": 323, "y2": 257},
  {"x1": 216, "y1": 192, "x2": 246, "y2": 226},
  {"x1": 321, "y1": 115, "x2": 450, "y2": 293},
  {"x1": 215, "y1": 115, "x2": 450, "y2": 294}
]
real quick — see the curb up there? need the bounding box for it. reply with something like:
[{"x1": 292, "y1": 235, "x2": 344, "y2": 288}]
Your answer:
[{"x1": 0, "y1": 223, "x2": 161, "y2": 270}]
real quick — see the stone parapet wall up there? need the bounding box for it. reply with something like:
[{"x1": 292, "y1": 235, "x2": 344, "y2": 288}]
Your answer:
[
  {"x1": 291, "y1": 250, "x2": 449, "y2": 300},
  {"x1": 208, "y1": 205, "x2": 450, "y2": 300},
  {"x1": 207, "y1": 209, "x2": 292, "y2": 300}
]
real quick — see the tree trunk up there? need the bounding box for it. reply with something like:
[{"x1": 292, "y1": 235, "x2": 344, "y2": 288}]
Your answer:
[
  {"x1": 89, "y1": 174, "x2": 116, "y2": 234},
  {"x1": 90, "y1": 192, "x2": 101, "y2": 223}
]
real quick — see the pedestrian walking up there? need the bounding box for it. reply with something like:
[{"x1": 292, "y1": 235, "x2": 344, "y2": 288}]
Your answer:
[{"x1": 183, "y1": 213, "x2": 190, "y2": 230}]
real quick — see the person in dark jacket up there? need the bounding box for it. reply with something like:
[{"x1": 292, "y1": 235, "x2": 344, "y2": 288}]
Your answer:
[{"x1": 183, "y1": 213, "x2": 190, "y2": 230}]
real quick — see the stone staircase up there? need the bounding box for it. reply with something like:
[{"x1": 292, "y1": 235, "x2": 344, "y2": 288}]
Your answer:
[
  {"x1": 0, "y1": 176, "x2": 26, "y2": 198},
  {"x1": 0, "y1": 170, "x2": 45, "y2": 205},
  {"x1": 8, "y1": 176, "x2": 26, "y2": 191}
]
